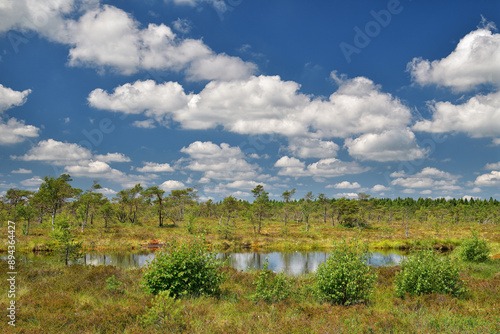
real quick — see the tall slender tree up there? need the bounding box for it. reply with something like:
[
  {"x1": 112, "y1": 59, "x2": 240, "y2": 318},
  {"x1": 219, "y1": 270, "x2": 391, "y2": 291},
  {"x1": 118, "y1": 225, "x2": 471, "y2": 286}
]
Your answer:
[
  {"x1": 301, "y1": 191, "x2": 315, "y2": 232},
  {"x1": 251, "y1": 185, "x2": 270, "y2": 234},
  {"x1": 317, "y1": 193, "x2": 329, "y2": 223},
  {"x1": 142, "y1": 186, "x2": 166, "y2": 227},
  {"x1": 78, "y1": 181, "x2": 103, "y2": 232},
  {"x1": 37, "y1": 174, "x2": 78, "y2": 230},
  {"x1": 115, "y1": 184, "x2": 144, "y2": 224},
  {"x1": 281, "y1": 188, "x2": 296, "y2": 226}
]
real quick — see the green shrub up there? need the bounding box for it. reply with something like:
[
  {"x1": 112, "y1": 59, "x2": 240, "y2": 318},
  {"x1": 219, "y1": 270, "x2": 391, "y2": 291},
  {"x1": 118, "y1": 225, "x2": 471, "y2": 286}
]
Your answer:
[
  {"x1": 251, "y1": 258, "x2": 292, "y2": 303},
  {"x1": 140, "y1": 290, "x2": 187, "y2": 331},
  {"x1": 105, "y1": 275, "x2": 122, "y2": 292},
  {"x1": 458, "y1": 231, "x2": 490, "y2": 262},
  {"x1": 186, "y1": 211, "x2": 197, "y2": 234},
  {"x1": 395, "y1": 247, "x2": 467, "y2": 298},
  {"x1": 142, "y1": 237, "x2": 225, "y2": 297},
  {"x1": 314, "y1": 239, "x2": 377, "y2": 305},
  {"x1": 50, "y1": 214, "x2": 82, "y2": 266}
]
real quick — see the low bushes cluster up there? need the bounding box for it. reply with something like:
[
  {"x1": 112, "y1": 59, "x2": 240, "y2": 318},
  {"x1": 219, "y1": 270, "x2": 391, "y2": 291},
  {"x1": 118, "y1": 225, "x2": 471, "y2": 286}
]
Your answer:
[
  {"x1": 251, "y1": 258, "x2": 292, "y2": 303},
  {"x1": 458, "y1": 230, "x2": 490, "y2": 263},
  {"x1": 142, "y1": 236, "x2": 225, "y2": 297},
  {"x1": 314, "y1": 239, "x2": 377, "y2": 305},
  {"x1": 140, "y1": 290, "x2": 187, "y2": 331},
  {"x1": 395, "y1": 247, "x2": 467, "y2": 298},
  {"x1": 105, "y1": 275, "x2": 123, "y2": 292}
]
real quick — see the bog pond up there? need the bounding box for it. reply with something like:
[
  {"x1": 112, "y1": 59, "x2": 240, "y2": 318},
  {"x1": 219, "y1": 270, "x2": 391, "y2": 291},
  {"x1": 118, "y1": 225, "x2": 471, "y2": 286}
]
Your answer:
[
  {"x1": 11, "y1": 250, "x2": 407, "y2": 275},
  {"x1": 77, "y1": 250, "x2": 406, "y2": 275}
]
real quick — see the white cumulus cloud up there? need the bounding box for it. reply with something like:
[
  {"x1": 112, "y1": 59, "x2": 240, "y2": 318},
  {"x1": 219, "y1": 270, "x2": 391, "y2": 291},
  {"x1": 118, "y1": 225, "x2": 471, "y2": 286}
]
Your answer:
[
  {"x1": 89, "y1": 75, "x2": 420, "y2": 165},
  {"x1": 412, "y1": 90, "x2": 500, "y2": 138},
  {"x1": 0, "y1": 84, "x2": 38, "y2": 145},
  {"x1": 11, "y1": 168, "x2": 32, "y2": 174},
  {"x1": 408, "y1": 24, "x2": 500, "y2": 91},
  {"x1": 287, "y1": 138, "x2": 339, "y2": 159},
  {"x1": 137, "y1": 162, "x2": 174, "y2": 173},
  {"x1": 0, "y1": 118, "x2": 39, "y2": 145},
  {"x1": 371, "y1": 184, "x2": 390, "y2": 192},
  {"x1": 0, "y1": 84, "x2": 31, "y2": 113},
  {"x1": 390, "y1": 167, "x2": 461, "y2": 191},
  {"x1": 474, "y1": 171, "x2": 500, "y2": 187},
  {"x1": 275, "y1": 156, "x2": 368, "y2": 179},
  {"x1": 410, "y1": 23, "x2": 500, "y2": 139},
  {"x1": 20, "y1": 176, "x2": 43, "y2": 188},
  {"x1": 1, "y1": 3, "x2": 255, "y2": 80},
  {"x1": 12, "y1": 139, "x2": 92, "y2": 165},
  {"x1": 180, "y1": 141, "x2": 259, "y2": 182},
  {"x1": 485, "y1": 161, "x2": 500, "y2": 170},
  {"x1": 327, "y1": 181, "x2": 361, "y2": 189},
  {"x1": 159, "y1": 180, "x2": 185, "y2": 192},
  {"x1": 345, "y1": 128, "x2": 427, "y2": 161},
  {"x1": 94, "y1": 152, "x2": 131, "y2": 163}
]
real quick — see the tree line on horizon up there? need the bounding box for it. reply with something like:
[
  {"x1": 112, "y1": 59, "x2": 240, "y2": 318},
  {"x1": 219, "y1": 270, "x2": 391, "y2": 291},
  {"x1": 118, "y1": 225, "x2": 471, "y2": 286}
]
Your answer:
[{"x1": 1, "y1": 174, "x2": 499, "y2": 236}]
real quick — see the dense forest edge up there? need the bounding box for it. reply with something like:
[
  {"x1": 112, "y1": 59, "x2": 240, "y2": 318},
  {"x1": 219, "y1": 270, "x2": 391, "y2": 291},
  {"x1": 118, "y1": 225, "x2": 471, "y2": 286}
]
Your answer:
[{"x1": 1, "y1": 174, "x2": 499, "y2": 256}]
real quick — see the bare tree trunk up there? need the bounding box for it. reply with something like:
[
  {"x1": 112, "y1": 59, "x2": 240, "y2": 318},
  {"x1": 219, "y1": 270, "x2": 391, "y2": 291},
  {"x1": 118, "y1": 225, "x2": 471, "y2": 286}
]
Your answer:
[
  {"x1": 84, "y1": 204, "x2": 89, "y2": 227},
  {"x1": 258, "y1": 213, "x2": 262, "y2": 234},
  {"x1": 159, "y1": 208, "x2": 163, "y2": 227},
  {"x1": 403, "y1": 211, "x2": 410, "y2": 238},
  {"x1": 51, "y1": 208, "x2": 56, "y2": 230}
]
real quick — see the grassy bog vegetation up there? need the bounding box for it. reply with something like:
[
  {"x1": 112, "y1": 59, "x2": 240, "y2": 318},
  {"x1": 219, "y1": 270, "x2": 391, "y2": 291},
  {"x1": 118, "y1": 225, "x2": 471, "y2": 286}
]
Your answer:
[
  {"x1": 1, "y1": 178, "x2": 500, "y2": 332},
  {"x1": 1, "y1": 241, "x2": 499, "y2": 333}
]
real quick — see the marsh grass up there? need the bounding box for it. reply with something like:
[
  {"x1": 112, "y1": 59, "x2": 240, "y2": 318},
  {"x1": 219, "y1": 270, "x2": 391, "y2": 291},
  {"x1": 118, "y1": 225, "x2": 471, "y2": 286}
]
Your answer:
[
  {"x1": 1, "y1": 215, "x2": 499, "y2": 332},
  {"x1": 1, "y1": 255, "x2": 499, "y2": 333}
]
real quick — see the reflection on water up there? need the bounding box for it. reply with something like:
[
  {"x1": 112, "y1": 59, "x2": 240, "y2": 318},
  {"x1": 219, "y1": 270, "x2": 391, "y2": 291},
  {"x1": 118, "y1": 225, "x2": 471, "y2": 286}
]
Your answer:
[
  {"x1": 217, "y1": 251, "x2": 405, "y2": 276},
  {"x1": 80, "y1": 250, "x2": 405, "y2": 275},
  {"x1": 4, "y1": 250, "x2": 406, "y2": 275},
  {"x1": 84, "y1": 252, "x2": 155, "y2": 269}
]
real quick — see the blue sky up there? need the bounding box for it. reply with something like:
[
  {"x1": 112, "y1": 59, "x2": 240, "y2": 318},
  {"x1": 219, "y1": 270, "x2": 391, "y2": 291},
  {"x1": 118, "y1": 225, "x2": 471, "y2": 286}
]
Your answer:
[{"x1": 1, "y1": 0, "x2": 500, "y2": 201}]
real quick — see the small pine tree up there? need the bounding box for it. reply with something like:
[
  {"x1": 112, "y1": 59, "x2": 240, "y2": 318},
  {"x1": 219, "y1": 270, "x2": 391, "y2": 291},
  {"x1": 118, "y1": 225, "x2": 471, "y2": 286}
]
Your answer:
[{"x1": 50, "y1": 215, "x2": 82, "y2": 266}]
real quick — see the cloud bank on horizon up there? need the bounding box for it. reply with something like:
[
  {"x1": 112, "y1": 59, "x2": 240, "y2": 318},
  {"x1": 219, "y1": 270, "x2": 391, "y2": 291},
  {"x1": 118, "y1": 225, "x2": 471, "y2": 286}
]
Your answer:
[{"x1": 0, "y1": 0, "x2": 500, "y2": 200}]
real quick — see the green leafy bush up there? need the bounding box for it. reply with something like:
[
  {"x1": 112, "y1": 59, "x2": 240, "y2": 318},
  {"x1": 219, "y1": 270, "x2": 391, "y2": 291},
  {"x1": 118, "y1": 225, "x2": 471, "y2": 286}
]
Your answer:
[
  {"x1": 458, "y1": 231, "x2": 490, "y2": 263},
  {"x1": 395, "y1": 248, "x2": 467, "y2": 298},
  {"x1": 105, "y1": 275, "x2": 123, "y2": 292},
  {"x1": 251, "y1": 258, "x2": 292, "y2": 303},
  {"x1": 142, "y1": 237, "x2": 225, "y2": 297},
  {"x1": 140, "y1": 290, "x2": 187, "y2": 331},
  {"x1": 314, "y1": 239, "x2": 377, "y2": 305}
]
